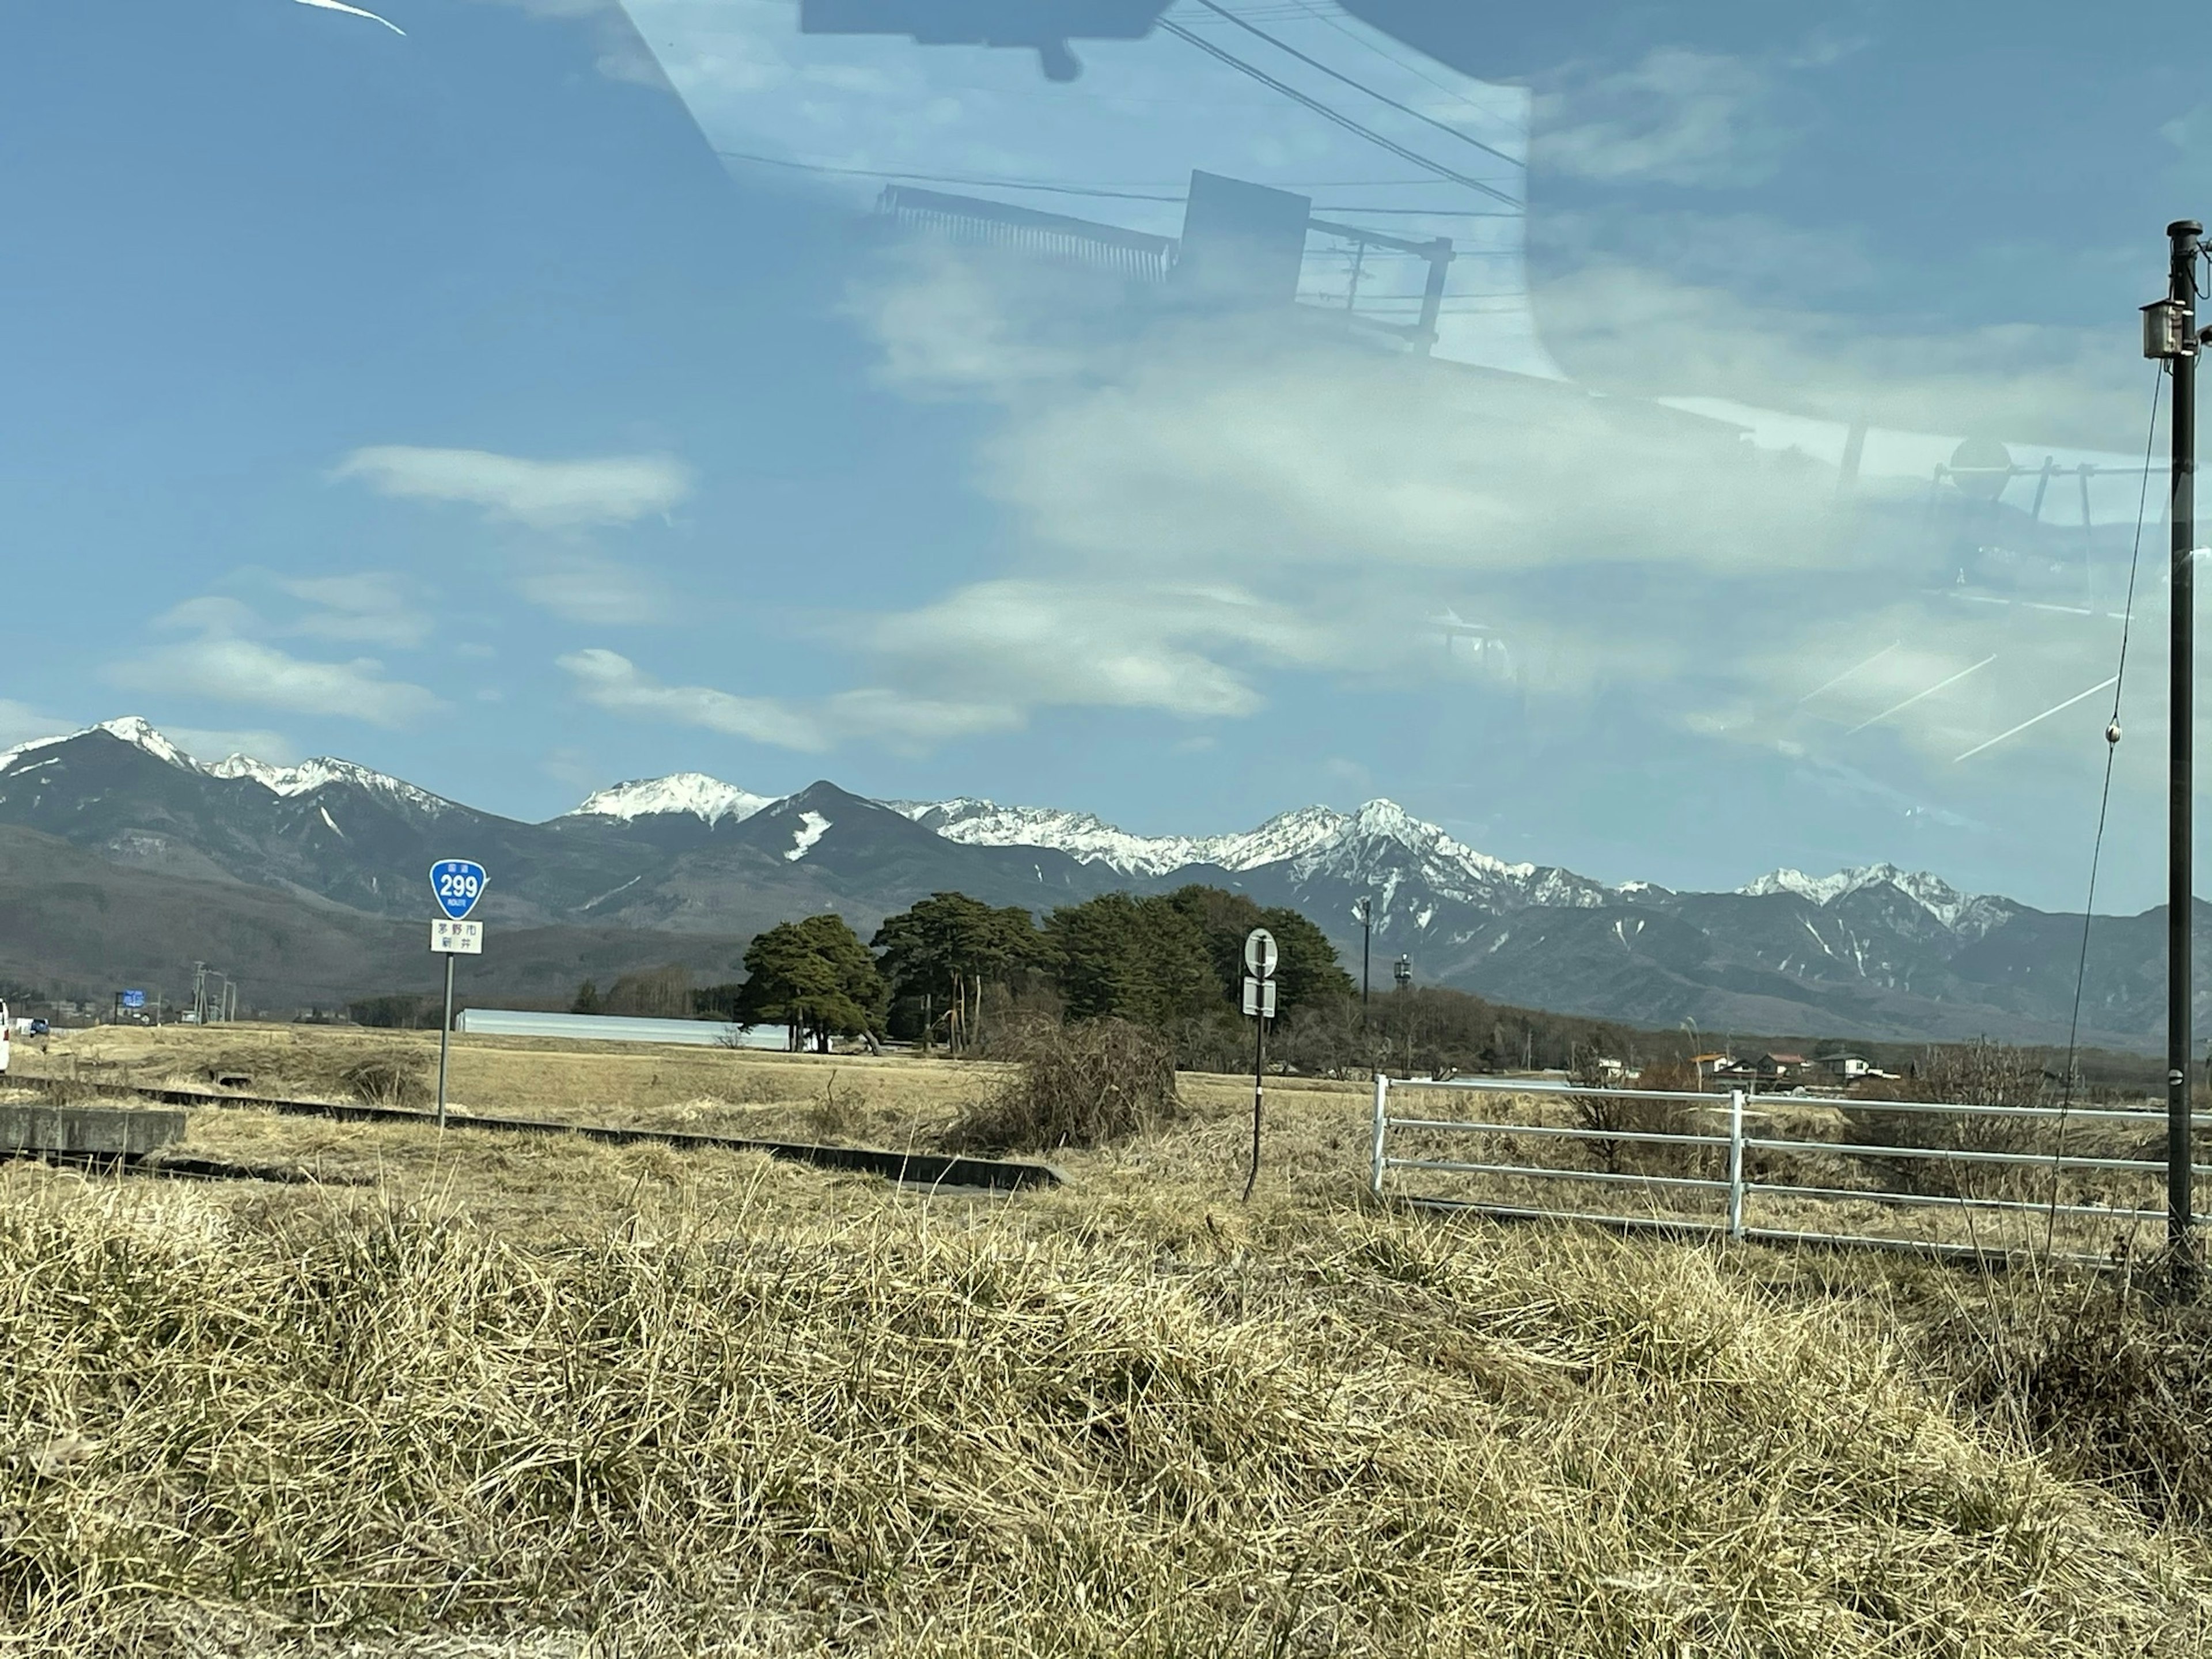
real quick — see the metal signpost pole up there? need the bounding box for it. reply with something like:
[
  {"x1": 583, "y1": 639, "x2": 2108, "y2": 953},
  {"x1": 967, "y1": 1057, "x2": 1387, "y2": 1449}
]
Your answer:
[
  {"x1": 437, "y1": 953, "x2": 455, "y2": 1131},
  {"x1": 1245, "y1": 1004, "x2": 1265, "y2": 1202},
  {"x1": 1241, "y1": 927, "x2": 1277, "y2": 1202}
]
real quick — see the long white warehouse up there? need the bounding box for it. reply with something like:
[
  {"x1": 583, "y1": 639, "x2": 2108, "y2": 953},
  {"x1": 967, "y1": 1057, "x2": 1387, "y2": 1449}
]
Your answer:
[{"x1": 454, "y1": 1009, "x2": 794, "y2": 1050}]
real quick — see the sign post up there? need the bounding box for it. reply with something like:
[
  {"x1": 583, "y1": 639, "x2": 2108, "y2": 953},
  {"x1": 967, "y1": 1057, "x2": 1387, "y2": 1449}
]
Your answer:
[
  {"x1": 1241, "y1": 927, "x2": 1278, "y2": 1201},
  {"x1": 428, "y1": 860, "x2": 488, "y2": 1130}
]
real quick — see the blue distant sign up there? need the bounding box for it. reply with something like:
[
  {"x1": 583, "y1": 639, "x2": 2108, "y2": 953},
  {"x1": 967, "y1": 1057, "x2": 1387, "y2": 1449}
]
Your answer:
[
  {"x1": 120, "y1": 990, "x2": 145, "y2": 1010},
  {"x1": 429, "y1": 859, "x2": 488, "y2": 921}
]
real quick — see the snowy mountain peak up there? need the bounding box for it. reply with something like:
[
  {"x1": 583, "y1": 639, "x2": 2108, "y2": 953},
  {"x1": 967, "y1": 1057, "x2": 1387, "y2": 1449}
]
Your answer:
[
  {"x1": 94, "y1": 716, "x2": 199, "y2": 770},
  {"x1": 568, "y1": 772, "x2": 775, "y2": 826},
  {"x1": 1738, "y1": 863, "x2": 2001, "y2": 933},
  {"x1": 207, "y1": 754, "x2": 455, "y2": 816},
  {"x1": 893, "y1": 797, "x2": 1210, "y2": 876},
  {"x1": 0, "y1": 715, "x2": 202, "y2": 775}
]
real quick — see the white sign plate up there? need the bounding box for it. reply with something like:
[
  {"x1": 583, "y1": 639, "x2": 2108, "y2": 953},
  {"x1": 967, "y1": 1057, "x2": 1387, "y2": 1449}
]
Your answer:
[
  {"x1": 1241, "y1": 975, "x2": 1277, "y2": 1018},
  {"x1": 1243, "y1": 927, "x2": 1278, "y2": 980},
  {"x1": 430, "y1": 919, "x2": 483, "y2": 956}
]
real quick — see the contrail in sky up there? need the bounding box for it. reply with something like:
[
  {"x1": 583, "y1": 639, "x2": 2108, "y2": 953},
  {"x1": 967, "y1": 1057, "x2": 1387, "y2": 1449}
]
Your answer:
[
  {"x1": 1953, "y1": 676, "x2": 2119, "y2": 763},
  {"x1": 1797, "y1": 639, "x2": 1900, "y2": 707},
  {"x1": 1844, "y1": 655, "x2": 1997, "y2": 736},
  {"x1": 294, "y1": 0, "x2": 405, "y2": 35}
]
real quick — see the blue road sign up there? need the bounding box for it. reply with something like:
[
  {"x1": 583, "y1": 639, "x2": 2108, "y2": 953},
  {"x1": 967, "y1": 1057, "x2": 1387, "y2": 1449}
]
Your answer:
[
  {"x1": 120, "y1": 990, "x2": 146, "y2": 1010},
  {"x1": 429, "y1": 859, "x2": 488, "y2": 921}
]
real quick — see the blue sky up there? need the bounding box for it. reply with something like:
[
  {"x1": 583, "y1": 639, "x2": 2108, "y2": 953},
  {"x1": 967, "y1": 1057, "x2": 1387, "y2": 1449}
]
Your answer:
[{"x1": 6, "y1": 0, "x2": 2212, "y2": 910}]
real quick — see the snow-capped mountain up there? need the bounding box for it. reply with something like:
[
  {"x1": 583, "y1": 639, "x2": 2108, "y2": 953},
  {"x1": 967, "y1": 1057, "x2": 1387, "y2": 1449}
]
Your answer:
[
  {"x1": 0, "y1": 717, "x2": 453, "y2": 819},
  {"x1": 0, "y1": 717, "x2": 2166, "y2": 1045},
  {"x1": 0, "y1": 715, "x2": 198, "y2": 775},
  {"x1": 1740, "y1": 863, "x2": 2012, "y2": 938},
  {"x1": 569, "y1": 773, "x2": 775, "y2": 826},
  {"x1": 204, "y1": 753, "x2": 457, "y2": 818}
]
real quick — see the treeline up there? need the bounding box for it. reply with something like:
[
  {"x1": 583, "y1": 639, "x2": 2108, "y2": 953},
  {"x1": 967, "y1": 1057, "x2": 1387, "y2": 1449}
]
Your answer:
[
  {"x1": 689, "y1": 886, "x2": 1349, "y2": 1056},
  {"x1": 538, "y1": 884, "x2": 1671, "y2": 1077}
]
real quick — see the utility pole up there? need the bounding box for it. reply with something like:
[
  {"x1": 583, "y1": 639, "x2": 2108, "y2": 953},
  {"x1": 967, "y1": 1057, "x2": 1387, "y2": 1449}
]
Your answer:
[{"x1": 2147, "y1": 219, "x2": 2204, "y2": 1288}]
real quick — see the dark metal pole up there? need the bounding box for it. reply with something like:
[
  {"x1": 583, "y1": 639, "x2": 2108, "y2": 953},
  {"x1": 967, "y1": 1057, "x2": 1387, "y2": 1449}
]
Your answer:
[
  {"x1": 1243, "y1": 1002, "x2": 1266, "y2": 1202},
  {"x1": 437, "y1": 951, "x2": 455, "y2": 1132},
  {"x1": 2170, "y1": 218, "x2": 2202, "y2": 1279},
  {"x1": 1359, "y1": 897, "x2": 1372, "y2": 1028}
]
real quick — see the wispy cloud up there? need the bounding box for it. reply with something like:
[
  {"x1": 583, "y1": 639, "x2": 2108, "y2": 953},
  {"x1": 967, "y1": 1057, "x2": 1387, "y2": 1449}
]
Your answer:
[
  {"x1": 558, "y1": 649, "x2": 1020, "y2": 754},
  {"x1": 278, "y1": 571, "x2": 430, "y2": 649},
  {"x1": 1535, "y1": 48, "x2": 1789, "y2": 188},
  {"x1": 0, "y1": 700, "x2": 74, "y2": 751},
  {"x1": 113, "y1": 599, "x2": 442, "y2": 728},
  {"x1": 334, "y1": 446, "x2": 692, "y2": 531},
  {"x1": 560, "y1": 648, "x2": 830, "y2": 752},
  {"x1": 514, "y1": 552, "x2": 668, "y2": 625}
]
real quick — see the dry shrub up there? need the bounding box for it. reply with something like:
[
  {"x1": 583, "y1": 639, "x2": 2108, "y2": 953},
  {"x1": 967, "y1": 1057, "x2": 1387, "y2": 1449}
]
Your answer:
[
  {"x1": 949, "y1": 1017, "x2": 1179, "y2": 1153},
  {"x1": 1573, "y1": 1055, "x2": 1715, "y2": 1179},
  {"x1": 332, "y1": 1050, "x2": 431, "y2": 1111},
  {"x1": 1942, "y1": 1277, "x2": 2212, "y2": 1524},
  {"x1": 1846, "y1": 1040, "x2": 2050, "y2": 1198}
]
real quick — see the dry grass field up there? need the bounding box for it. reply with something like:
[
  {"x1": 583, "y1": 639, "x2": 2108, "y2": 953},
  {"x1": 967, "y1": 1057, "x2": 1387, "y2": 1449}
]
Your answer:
[{"x1": 0, "y1": 1024, "x2": 2208, "y2": 1656}]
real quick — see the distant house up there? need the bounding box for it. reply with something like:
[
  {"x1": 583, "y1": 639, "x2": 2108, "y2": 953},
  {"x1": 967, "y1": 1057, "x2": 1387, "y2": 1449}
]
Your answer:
[{"x1": 1812, "y1": 1052, "x2": 1874, "y2": 1082}]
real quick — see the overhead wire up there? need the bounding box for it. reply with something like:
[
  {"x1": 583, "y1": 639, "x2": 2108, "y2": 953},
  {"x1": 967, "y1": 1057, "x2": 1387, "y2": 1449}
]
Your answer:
[
  {"x1": 1181, "y1": 0, "x2": 1525, "y2": 175},
  {"x1": 711, "y1": 148, "x2": 1515, "y2": 214},
  {"x1": 1156, "y1": 18, "x2": 1522, "y2": 208},
  {"x1": 2048, "y1": 361, "x2": 2165, "y2": 1248}
]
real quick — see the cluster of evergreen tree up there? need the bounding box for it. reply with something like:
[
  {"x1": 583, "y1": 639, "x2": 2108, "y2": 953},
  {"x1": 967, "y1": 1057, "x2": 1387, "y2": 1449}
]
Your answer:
[
  {"x1": 560, "y1": 884, "x2": 1698, "y2": 1077},
  {"x1": 587, "y1": 884, "x2": 1350, "y2": 1056}
]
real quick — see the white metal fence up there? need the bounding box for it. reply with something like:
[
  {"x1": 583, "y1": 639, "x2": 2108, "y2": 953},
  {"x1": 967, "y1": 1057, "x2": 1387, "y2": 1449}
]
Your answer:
[{"x1": 1368, "y1": 1074, "x2": 2212, "y2": 1263}]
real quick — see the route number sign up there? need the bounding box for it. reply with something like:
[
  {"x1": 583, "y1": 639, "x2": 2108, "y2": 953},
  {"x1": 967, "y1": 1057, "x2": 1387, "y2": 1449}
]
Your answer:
[{"x1": 430, "y1": 859, "x2": 487, "y2": 921}]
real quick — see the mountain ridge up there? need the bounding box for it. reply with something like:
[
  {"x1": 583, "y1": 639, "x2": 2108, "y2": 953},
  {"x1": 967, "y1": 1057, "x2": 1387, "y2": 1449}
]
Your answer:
[{"x1": 0, "y1": 716, "x2": 2177, "y2": 1047}]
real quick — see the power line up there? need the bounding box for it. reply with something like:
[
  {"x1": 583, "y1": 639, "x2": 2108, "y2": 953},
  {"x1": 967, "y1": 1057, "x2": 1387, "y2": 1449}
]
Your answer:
[
  {"x1": 713, "y1": 147, "x2": 1517, "y2": 215},
  {"x1": 1157, "y1": 19, "x2": 1522, "y2": 209},
  {"x1": 1183, "y1": 0, "x2": 1525, "y2": 176}
]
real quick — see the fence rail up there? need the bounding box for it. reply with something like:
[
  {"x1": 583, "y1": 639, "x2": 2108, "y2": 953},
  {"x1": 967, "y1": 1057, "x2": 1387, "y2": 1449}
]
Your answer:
[{"x1": 1368, "y1": 1074, "x2": 2209, "y2": 1263}]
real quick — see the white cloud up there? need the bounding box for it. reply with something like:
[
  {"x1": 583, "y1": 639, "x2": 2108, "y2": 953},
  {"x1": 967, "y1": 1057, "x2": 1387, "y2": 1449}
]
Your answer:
[
  {"x1": 278, "y1": 571, "x2": 430, "y2": 649},
  {"x1": 118, "y1": 603, "x2": 444, "y2": 728},
  {"x1": 832, "y1": 229, "x2": 2165, "y2": 807},
  {"x1": 334, "y1": 446, "x2": 692, "y2": 531},
  {"x1": 514, "y1": 552, "x2": 668, "y2": 624},
  {"x1": 559, "y1": 648, "x2": 830, "y2": 751},
  {"x1": 865, "y1": 581, "x2": 1330, "y2": 720},
  {"x1": 558, "y1": 649, "x2": 1021, "y2": 755},
  {"x1": 1535, "y1": 48, "x2": 1787, "y2": 188},
  {"x1": 0, "y1": 700, "x2": 73, "y2": 750}
]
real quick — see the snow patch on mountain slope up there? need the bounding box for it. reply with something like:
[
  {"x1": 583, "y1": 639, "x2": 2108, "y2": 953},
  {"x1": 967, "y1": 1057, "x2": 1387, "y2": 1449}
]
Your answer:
[
  {"x1": 568, "y1": 773, "x2": 775, "y2": 825},
  {"x1": 785, "y1": 811, "x2": 831, "y2": 862}
]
